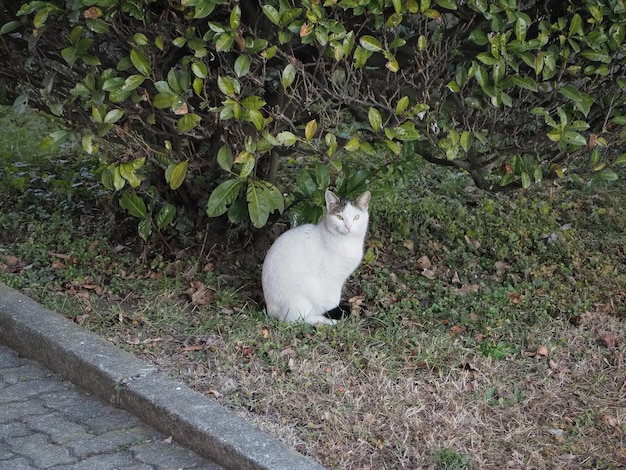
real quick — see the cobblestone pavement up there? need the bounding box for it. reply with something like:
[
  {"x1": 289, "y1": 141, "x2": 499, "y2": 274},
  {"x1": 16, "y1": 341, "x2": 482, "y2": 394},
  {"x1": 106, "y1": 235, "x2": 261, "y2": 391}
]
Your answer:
[{"x1": 0, "y1": 345, "x2": 224, "y2": 470}]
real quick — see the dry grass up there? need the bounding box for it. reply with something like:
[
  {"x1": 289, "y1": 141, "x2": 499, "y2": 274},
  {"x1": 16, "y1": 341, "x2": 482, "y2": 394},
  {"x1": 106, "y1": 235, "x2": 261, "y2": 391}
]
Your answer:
[{"x1": 83, "y1": 286, "x2": 626, "y2": 470}]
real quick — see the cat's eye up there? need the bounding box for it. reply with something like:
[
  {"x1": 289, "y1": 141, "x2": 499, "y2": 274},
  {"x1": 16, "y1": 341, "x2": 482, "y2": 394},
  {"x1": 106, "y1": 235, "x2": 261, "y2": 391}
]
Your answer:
[
  {"x1": 353, "y1": 214, "x2": 360, "y2": 220},
  {"x1": 336, "y1": 214, "x2": 343, "y2": 220}
]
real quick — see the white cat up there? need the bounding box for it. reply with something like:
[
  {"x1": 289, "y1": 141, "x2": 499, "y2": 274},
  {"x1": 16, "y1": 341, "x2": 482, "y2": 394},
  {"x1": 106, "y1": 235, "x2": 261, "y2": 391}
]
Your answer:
[{"x1": 262, "y1": 190, "x2": 371, "y2": 325}]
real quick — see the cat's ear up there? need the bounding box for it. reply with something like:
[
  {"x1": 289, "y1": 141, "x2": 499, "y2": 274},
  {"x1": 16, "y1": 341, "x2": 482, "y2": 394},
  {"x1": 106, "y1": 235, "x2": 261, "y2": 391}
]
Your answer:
[
  {"x1": 325, "y1": 190, "x2": 340, "y2": 209},
  {"x1": 355, "y1": 191, "x2": 371, "y2": 209}
]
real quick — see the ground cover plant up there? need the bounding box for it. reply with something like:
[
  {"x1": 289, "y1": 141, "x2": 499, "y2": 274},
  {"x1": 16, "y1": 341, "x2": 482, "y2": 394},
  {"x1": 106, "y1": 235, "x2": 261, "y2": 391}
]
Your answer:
[{"x1": 1, "y1": 105, "x2": 626, "y2": 469}]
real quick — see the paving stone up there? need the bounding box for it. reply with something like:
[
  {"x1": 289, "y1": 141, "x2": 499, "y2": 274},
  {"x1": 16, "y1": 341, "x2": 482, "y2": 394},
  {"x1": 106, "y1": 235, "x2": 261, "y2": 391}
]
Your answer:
[
  {"x1": 0, "y1": 456, "x2": 37, "y2": 470},
  {"x1": 49, "y1": 451, "x2": 141, "y2": 470},
  {"x1": 2, "y1": 378, "x2": 68, "y2": 403},
  {"x1": 67, "y1": 426, "x2": 162, "y2": 460},
  {"x1": 8, "y1": 433, "x2": 77, "y2": 468},
  {"x1": 0, "y1": 346, "x2": 226, "y2": 470},
  {"x1": 132, "y1": 439, "x2": 217, "y2": 468},
  {"x1": 0, "y1": 400, "x2": 49, "y2": 423},
  {"x1": 0, "y1": 421, "x2": 30, "y2": 439},
  {"x1": 23, "y1": 413, "x2": 91, "y2": 445}
]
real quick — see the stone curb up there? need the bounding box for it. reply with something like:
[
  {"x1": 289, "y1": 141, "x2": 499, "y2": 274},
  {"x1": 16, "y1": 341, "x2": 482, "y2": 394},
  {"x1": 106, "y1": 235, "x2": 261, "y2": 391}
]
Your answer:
[{"x1": 0, "y1": 283, "x2": 325, "y2": 470}]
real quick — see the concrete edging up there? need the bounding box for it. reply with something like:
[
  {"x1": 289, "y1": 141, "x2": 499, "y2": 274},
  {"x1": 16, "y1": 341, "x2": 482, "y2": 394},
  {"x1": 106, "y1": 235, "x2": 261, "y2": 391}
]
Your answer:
[{"x1": 0, "y1": 283, "x2": 324, "y2": 470}]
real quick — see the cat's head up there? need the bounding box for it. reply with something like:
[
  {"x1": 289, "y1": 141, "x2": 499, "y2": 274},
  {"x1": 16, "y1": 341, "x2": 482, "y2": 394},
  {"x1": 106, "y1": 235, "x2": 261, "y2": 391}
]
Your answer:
[{"x1": 324, "y1": 190, "x2": 371, "y2": 236}]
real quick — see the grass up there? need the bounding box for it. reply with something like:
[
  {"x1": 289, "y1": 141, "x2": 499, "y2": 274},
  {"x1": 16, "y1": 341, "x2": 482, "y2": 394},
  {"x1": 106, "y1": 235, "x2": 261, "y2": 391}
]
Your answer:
[{"x1": 1, "y1": 104, "x2": 626, "y2": 469}]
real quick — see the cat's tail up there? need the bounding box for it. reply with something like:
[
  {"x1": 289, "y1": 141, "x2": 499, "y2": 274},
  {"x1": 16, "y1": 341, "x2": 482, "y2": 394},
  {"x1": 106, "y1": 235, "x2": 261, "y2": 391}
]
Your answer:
[{"x1": 324, "y1": 302, "x2": 352, "y2": 321}]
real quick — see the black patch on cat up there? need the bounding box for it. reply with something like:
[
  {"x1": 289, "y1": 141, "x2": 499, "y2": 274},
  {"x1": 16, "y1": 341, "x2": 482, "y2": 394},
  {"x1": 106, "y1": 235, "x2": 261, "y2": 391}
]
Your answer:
[
  {"x1": 324, "y1": 302, "x2": 352, "y2": 320},
  {"x1": 327, "y1": 199, "x2": 349, "y2": 215}
]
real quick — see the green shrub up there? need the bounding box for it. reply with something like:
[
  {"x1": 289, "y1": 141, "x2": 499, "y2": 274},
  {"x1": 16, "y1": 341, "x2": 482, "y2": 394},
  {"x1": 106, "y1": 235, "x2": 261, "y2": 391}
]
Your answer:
[{"x1": 1, "y1": 0, "x2": 624, "y2": 239}]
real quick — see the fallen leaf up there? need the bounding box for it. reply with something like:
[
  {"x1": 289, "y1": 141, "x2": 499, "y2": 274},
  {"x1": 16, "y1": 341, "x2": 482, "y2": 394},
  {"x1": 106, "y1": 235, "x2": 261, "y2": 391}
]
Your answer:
[
  {"x1": 508, "y1": 292, "x2": 524, "y2": 304},
  {"x1": 456, "y1": 284, "x2": 480, "y2": 294},
  {"x1": 83, "y1": 6, "x2": 102, "y2": 18},
  {"x1": 569, "y1": 315, "x2": 582, "y2": 327},
  {"x1": 537, "y1": 345, "x2": 549, "y2": 357},
  {"x1": 280, "y1": 346, "x2": 295, "y2": 358},
  {"x1": 51, "y1": 259, "x2": 66, "y2": 270},
  {"x1": 450, "y1": 325, "x2": 466, "y2": 337},
  {"x1": 421, "y1": 268, "x2": 438, "y2": 280},
  {"x1": 415, "y1": 255, "x2": 432, "y2": 270},
  {"x1": 185, "y1": 281, "x2": 215, "y2": 305},
  {"x1": 464, "y1": 235, "x2": 481, "y2": 249},
  {"x1": 180, "y1": 345, "x2": 204, "y2": 352},
  {"x1": 603, "y1": 414, "x2": 619, "y2": 429},
  {"x1": 2, "y1": 255, "x2": 19, "y2": 266},
  {"x1": 597, "y1": 331, "x2": 619, "y2": 349},
  {"x1": 163, "y1": 436, "x2": 173, "y2": 444},
  {"x1": 494, "y1": 261, "x2": 509, "y2": 275},
  {"x1": 403, "y1": 239, "x2": 414, "y2": 251}
]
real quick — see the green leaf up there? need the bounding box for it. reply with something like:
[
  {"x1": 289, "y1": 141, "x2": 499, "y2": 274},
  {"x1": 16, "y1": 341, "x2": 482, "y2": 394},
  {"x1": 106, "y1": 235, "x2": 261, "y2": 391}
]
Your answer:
[
  {"x1": 395, "y1": 96, "x2": 410, "y2": 114},
  {"x1": 138, "y1": 218, "x2": 152, "y2": 242},
  {"x1": 569, "y1": 13, "x2": 583, "y2": 36},
  {"x1": 262, "y1": 181, "x2": 284, "y2": 214},
  {"x1": 475, "y1": 64, "x2": 488, "y2": 87},
  {"x1": 521, "y1": 171, "x2": 531, "y2": 189},
  {"x1": 207, "y1": 179, "x2": 243, "y2": 217},
  {"x1": 344, "y1": 137, "x2": 360, "y2": 151},
  {"x1": 594, "y1": 168, "x2": 618, "y2": 182},
  {"x1": 460, "y1": 131, "x2": 473, "y2": 152},
  {"x1": 166, "y1": 161, "x2": 188, "y2": 190},
  {"x1": 434, "y1": 0, "x2": 457, "y2": 9},
  {"x1": 177, "y1": 113, "x2": 201, "y2": 132},
  {"x1": 247, "y1": 182, "x2": 271, "y2": 228},
  {"x1": 353, "y1": 46, "x2": 372, "y2": 68},
  {"x1": 296, "y1": 170, "x2": 317, "y2": 197},
  {"x1": 359, "y1": 35, "x2": 382, "y2": 52},
  {"x1": 156, "y1": 203, "x2": 176, "y2": 229},
  {"x1": 276, "y1": 131, "x2": 298, "y2": 146},
  {"x1": 0, "y1": 21, "x2": 22, "y2": 35},
  {"x1": 122, "y1": 75, "x2": 146, "y2": 91},
  {"x1": 101, "y1": 168, "x2": 114, "y2": 190},
  {"x1": 446, "y1": 81, "x2": 460, "y2": 92},
  {"x1": 119, "y1": 192, "x2": 147, "y2": 218},
  {"x1": 217, "y1": 145, "x2": 233, "y2": 171},
  {"x1": 614, "y1": 153, "x2": 626, "y2": 166},
  {"x1": 305, "y1": 119, "x2": 317, "y2": 141},
  {"x1": 234, "y1": 55, "x2": 251, "y2": 77},
  {"x1": 191, "y1": 61, "x2": 208, "y2": 78},
  {"x1": 477, "y1": 53, "x2": 499, "y2": 65},
  {"x1": 132, "y1": 33, "x2": 149, "y2": 46},
  {"x1": 153, "y1": 92, "x2": 179, "y2": 109},
  {"x1": 281, "y1": 64, "x2": 296, "y2": 88},
  {"x1": 192, "y1": 0, "x2": 216, "y2": 19},
  {"x1": 248, "y1": 110, "x2": 265, "y2": 131},
  {"x1": 559, "y1": 85, "x2": 582, "y2": 102},
  {"x1": 230, "y1": 4, "x2": 241, "y2": 29},
  {"x1": 511, "y1": 74, "x2": 538, "y2": 92},
  {"x1": 261, "y1": 5, "x2": 281, "y2": 26},
  {"x1": 368, "y1": 107, "x2": 382, "y2": 131},
  {"x1": 104, "y1": 109, "x2": 124, "y2": 124},
  {"x1": 130, "y1": 48, "x2": 151, "y2": 77},
  {"x1": 237, "y1": 151, "x2": 256, "y2": 178},
  {"x1": 241, "y1": 95, "x2": 266, "y2": 111},
  {"x1": 215, "y1": 33, "x2": 234, "y2": 52},
  {"x1": 218, "y1": 76, "x2": 240, "y2": 95}
]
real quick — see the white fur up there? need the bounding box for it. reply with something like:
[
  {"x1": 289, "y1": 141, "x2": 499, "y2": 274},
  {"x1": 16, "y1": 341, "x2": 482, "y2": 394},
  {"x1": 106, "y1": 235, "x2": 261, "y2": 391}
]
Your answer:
[{"x1": 262, "y1": 190, "x2": 371, "y2": 325}]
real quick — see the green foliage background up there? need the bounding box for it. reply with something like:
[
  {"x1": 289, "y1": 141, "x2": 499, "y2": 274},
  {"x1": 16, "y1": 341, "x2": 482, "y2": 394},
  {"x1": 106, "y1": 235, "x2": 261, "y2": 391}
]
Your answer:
[{"x1": 1, "y1": 0, "x2": 625, "y2": 238}]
